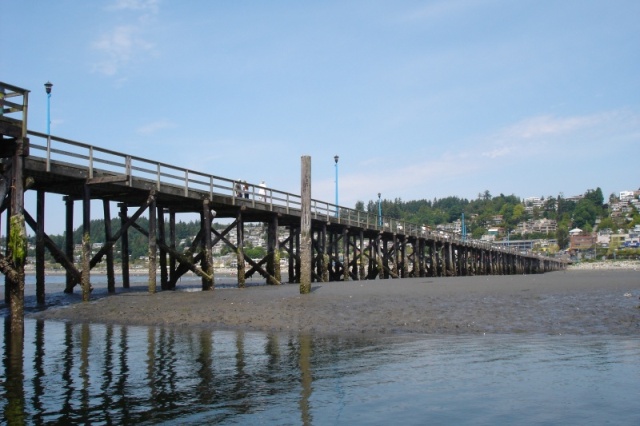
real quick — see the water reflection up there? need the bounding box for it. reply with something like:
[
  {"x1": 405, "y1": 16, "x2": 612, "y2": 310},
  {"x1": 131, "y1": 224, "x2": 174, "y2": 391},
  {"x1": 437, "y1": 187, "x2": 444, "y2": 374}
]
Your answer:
[{"x1": 2, "y1": 319, "x2": 640, "y2": 425}]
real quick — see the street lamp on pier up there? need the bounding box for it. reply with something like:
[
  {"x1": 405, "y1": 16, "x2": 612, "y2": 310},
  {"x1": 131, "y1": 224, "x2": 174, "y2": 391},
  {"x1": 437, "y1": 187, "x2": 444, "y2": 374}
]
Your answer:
[
  {"x1": 44, "y1": 81, "x2": 53, "y2": 171},
  {"x1": 334, "y1": 155, "x2": 339, "y2": 217},
  {"x1": 378, "y1": 192, "x2": 382, "y2": 227}
]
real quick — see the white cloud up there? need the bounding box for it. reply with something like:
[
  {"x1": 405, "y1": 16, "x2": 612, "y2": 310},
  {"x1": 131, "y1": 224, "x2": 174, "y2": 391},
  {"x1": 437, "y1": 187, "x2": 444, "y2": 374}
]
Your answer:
[
  {"x1": 332, "y1": 109, "x2": 640, "y2": 204},
  {"x1": 91, "y1": 0, "x2": 159, "y2": 76},
  {"x1": 136, "y1": 120, "x2": 176, "y2": 135},
  {"x1": 501, "y1": 115, "x2": 598, "y2": 140},
  {"x1": 400, "y1": 0, "x2": 488, "y2": 23},
  {"x1": 109, "y1": 0, "x2": 159, "y2": 14},
  {"x1": 480, "y1": 113, "x2": 614, "y2": 159},
  {"x1": 92, "y1": 25, "x2": 155, "y2": 75}
]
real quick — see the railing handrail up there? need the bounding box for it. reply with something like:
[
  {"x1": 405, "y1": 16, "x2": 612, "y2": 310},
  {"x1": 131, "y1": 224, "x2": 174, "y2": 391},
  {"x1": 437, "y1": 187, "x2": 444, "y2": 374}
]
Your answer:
[
  {"x1": 25, "y1": 129, "x2": 559, "y2": 262},
  {"x1": 1, "y1": 81, "x2": 29, "y2": 138}
]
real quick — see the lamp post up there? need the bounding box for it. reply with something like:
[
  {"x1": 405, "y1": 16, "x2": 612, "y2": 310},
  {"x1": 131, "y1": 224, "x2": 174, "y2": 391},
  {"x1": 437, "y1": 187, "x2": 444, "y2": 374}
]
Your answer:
[
  {"x1": 44, "y1": 81, "x2": 53, "y2": 171},
  {"x1": 377, "y1": 192, "x2": 382, "y2": 227},
  {"x1": 334, "y1": 155, "x2": 339, "y2": 217},
  {"x1": 461, "y1": 212, "x2": 466, "y2": 241}
]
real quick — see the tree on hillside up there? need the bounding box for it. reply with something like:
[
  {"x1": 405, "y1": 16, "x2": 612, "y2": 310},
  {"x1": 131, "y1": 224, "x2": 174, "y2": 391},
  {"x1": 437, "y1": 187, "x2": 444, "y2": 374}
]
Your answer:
[
  {"x1": 597, "y1": 217, "x2": 618, "y2": 233},
  {"x1": 573, "y1": 198, "x2": 599, "y2": 229},
  {"x1": 584, "y1": 187, "x2": 604, "y2": 208},
  {"x1": 542, "y1": 196, "x2": 557, "y2": 219},
  {"x1": 556, "y1": 195, "x2": 576, "y2": 219},
  {"x1": 556, "y1": 226, "x2": 569, "y2": 250}
]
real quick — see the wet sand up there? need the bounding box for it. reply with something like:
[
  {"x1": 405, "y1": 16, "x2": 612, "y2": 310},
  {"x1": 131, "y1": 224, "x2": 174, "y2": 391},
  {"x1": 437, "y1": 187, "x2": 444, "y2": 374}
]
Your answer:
[{"x1": 26, "y1": 269, "x2": 640, "y2": 336}]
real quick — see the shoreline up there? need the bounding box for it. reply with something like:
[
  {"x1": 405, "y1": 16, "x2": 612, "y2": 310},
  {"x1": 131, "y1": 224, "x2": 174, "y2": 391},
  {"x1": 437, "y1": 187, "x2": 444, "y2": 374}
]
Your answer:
[
  {"x1": 566, "y1": 259, "x2": 640, "y2": 271},
  {"x1": 27, "y1": 269, "x2": 640, "y2": 337}
]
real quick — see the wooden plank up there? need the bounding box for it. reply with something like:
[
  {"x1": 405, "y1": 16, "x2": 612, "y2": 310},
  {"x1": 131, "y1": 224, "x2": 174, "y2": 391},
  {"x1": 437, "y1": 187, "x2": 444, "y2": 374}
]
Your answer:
[{"x1": 86, "y1": 175, "x2": 129, "y2": 185}]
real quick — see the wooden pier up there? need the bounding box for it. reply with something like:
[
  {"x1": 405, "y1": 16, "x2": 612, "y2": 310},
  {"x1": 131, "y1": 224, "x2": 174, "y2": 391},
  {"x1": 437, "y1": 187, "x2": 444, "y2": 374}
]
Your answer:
[{"x1": 0, "y1": 81, "x2": 566, "y2": 326}]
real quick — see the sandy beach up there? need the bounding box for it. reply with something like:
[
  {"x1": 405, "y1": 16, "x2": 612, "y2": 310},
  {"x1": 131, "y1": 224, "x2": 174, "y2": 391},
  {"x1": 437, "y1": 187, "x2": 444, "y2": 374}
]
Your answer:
[{"x1": 25, "y1": 266, "x2": 640, "y2": 337}]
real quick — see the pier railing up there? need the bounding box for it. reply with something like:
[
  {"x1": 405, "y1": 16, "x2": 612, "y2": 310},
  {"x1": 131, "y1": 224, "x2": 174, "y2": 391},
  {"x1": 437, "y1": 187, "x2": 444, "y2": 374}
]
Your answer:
[{"x1": 27, "y1": 129, "x2": 536, "y2": 258}]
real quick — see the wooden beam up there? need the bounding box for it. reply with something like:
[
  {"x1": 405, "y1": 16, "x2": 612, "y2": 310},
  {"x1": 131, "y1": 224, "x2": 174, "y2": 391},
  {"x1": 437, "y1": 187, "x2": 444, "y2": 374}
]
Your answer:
[{"x1": 86, "y1": 174, "x2": 129, "y2": 185}]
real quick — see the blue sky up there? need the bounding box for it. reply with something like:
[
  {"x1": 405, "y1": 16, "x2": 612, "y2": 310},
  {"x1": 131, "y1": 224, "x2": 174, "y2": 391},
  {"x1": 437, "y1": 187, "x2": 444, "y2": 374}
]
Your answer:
[{"x1": 2, "y1": 0, "x2": 639, "y2": 233}]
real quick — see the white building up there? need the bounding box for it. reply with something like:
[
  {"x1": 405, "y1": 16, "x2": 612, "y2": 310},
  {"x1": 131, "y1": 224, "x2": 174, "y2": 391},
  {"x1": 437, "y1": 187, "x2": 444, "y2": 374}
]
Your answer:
[{"x1": 619, "y1": 191, "x2": 635, "y2": 201}]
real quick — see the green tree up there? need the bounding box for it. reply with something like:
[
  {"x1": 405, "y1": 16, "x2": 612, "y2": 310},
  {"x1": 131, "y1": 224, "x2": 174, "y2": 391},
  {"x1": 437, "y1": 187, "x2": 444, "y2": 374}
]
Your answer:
[
  {"x1": 512, "y1": 204, "x2": 526, "y2": 223},
  {"x1": 471, "y1": 227, "x2": 486, "y2": 240},
  {"x1": 584, "y1": 187, "x2": 604, "y2": 208},
  {"x1": 557, "y1": 195, "x2": 576, "y2": 218},
  {"x1": 573, "y1": 199, "x2": 599, "y2": 229},
  {"x1": 597, "y1": 217, "x2": 617, "y2": 233},
  {"x1": 556, "y1": 226, "x2": 569, "y2": 250},
  {"x1": 245, "y1": 246, "x2": 266, "y2": 259}
]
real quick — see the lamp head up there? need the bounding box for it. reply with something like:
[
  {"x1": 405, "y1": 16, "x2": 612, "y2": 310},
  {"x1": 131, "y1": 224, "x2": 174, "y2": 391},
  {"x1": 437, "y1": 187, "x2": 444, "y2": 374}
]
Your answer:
[
  {"x1": 44, "y1": 81, "x2": 53, "y2": 94},
  {"x1": 334, "y1": 155, "x2": 339, "y2": 164}
]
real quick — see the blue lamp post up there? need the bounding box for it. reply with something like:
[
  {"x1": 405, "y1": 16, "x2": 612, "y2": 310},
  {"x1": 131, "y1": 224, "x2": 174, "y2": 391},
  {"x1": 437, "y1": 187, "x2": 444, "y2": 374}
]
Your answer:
[
  {"x1": 45, "y1": 81, "x2": 53, "y2": 133},
  {"x1": 44, "y1": 81, "x2": 53, "y2": 171},
  {"x1": 461, "y1": 213, "x2": 466, "y2": 241},
  {"x1": 378, "y1": 192, "x2": 382, "y2": 227},
  {"x1": 334, "y1": 155, "x2": 339, "y2": 217}
]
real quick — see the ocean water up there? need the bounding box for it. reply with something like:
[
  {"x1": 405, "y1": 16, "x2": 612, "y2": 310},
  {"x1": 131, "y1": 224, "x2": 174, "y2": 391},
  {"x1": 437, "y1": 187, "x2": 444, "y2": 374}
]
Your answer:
[
  {"x1": 1, "y1": 317, "x2": 639, "y2": 425},
  {"x1": 2, "y1": 274, "x2": 640, "y2": 424}
]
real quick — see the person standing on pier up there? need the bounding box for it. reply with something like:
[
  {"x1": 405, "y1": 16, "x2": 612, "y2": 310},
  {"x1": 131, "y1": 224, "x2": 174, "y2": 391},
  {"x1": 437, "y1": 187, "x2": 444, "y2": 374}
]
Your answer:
[
  {"x1": 258, "y1": 181, "x2": 267, "y2": 202},
  {"x1": 235, "y1": 180, "x2": 243, "y2": 197}
]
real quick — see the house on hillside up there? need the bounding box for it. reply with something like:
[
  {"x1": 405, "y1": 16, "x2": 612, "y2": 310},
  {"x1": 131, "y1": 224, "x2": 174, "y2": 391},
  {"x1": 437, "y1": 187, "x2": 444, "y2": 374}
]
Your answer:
[
  {"x1": 569, "y1": 233, "x2": 596, "y2": 259},
  {"x1": 569, "y1": 228, "x2": 583, "y2": 236}
]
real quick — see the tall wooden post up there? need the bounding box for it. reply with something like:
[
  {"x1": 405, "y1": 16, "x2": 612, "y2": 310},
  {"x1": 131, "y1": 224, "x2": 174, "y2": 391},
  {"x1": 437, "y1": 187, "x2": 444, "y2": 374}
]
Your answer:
[
  {"x1": 435, "y1": 242, "x2": 442, "y2": 277},
  {"x1": 367, "y1": 236, "x2": 375, "y2": 278},
  {"x1": 287, "y1": 226, "x2": 295, "y2": 283},
  {"x1": 429, "y1": 240, "x2": 436, "y2": 277},
  {"x1": 269, "y1": 215, "x2": 281, "y2": 285},
  {"x1": 391, "y1": 234, "x2": 399, "y2": 276},
  {"x1": 119, "y1": 204, "x2": 130, "y2": 288},
  {"x1": 103, "y1": 200, "x2": 115, "y2": 293},
  {"x1": 201, "y1": 199, "x2": 214, "y2": 291},
  {"x1": 358, "y1": 230, "x2": 365, "y2": 280},
  {"x1": 64, "y1": 197, "x2": 74, "y2": 293},
  {"x1": 169, "y1": 209, "x2": 176, "y2": 289},
  {"x1": 148, "y1": 194, "x2": 157, "y2": 293},
  {"x1": 36, "y1": 189, "x2": 45, "y2": 304},
  {"x1": 236, "y1": 211, "x2": 245, "y2": 288},
  {"x1": 320, "y1": 223, "x2": 328, "y2": 282},
  {"x1": 377, "y1": 234, "x2": 384, "y2": 279},
  {"x1": 342, "y1": 227, "x2": 349, "y2": 281},
  {"x1": 419, "y1": 239, "x2": 426, "y2": 277},
  {"x1": 158, "y1": 206, "x2": 168, "y2": 290},
  {"x1": 299, "y1": 156, "x2": 312, "y2": 294},
  {"x1": 81, "y1": 184, "x2": 91, "y2": 301},
  {"x1": 7, "y1": 135, "x2": 27, "y2": 329}
]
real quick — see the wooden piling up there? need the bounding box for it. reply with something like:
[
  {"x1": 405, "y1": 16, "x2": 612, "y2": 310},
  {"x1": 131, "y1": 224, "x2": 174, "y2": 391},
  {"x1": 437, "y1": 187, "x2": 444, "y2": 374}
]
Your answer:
[
  {"x1": 119, "y1": 204, "x2": 130, "y2": 289},
  {"x1": 201, "y1": 199, "x2": 214, "y2": 291},
  {"x1": 169, "y1": 209, "x2": 176, "y2": 289},
  {"x1": 299, "y1": 156, "x2": 311, "y2": 294},
  {"x1": 148, "y1": 194, "x2": 157, "y2": 293},
  {"x1": 81, "y1": 184, "x2": 91, "y2": 302},
  {"x1": 158, "y1": 206, "x2": 168, "y2": 290},
  {"x1": 103, "y1": 200, "x2": 116, "y2": 293},
  {"x1": 35, "y1": 189, "x2": 45, "y2": 304},
  {"x1": 342, "y1": 227, "x2": 349, "y2": 281}
]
